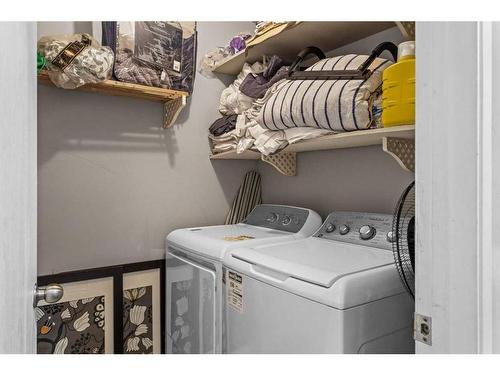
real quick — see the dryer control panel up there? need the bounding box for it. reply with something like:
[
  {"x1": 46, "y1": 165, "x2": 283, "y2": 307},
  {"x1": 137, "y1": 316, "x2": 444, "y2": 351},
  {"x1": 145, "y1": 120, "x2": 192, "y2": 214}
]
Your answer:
[
  {"x1": 314, "y1": 211, "x2": 394, "y2": 251},
  {"x1": 243, "y1": 204, "x2": 314, "y2": 234}
]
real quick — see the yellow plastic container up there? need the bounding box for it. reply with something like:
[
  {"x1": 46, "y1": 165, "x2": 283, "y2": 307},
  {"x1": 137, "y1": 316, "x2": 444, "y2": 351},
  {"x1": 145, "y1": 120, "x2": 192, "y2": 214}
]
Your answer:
[{"x1": 382, "y1": 41, "x2": 415, "y2": 127}]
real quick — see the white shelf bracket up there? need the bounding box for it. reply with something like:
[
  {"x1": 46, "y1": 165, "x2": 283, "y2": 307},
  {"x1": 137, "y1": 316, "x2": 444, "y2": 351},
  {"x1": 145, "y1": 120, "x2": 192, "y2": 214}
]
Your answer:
[
  {"x1": 382, "y1": 137, "x2": 415, "y2": 172},
  {"x1": 261, "y1": 152, "x2": 297, "y2": 176},
  {"x1": 164, "y1": 96, "x2": 187, "y2": 129}
]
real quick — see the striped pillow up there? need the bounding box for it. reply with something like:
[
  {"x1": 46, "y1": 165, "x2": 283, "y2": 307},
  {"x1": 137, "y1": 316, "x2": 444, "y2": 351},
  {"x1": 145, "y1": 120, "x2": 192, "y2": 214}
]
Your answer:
[{"x1": 257, "y1": 54, "x2": 392, "y2": 132}]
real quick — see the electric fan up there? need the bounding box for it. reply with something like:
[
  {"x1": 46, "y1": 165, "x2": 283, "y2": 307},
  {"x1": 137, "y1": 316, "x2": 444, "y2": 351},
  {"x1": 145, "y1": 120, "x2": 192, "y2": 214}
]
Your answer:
[{"x1": 392, "y1": 181, "x2": 415, "y2": 299}]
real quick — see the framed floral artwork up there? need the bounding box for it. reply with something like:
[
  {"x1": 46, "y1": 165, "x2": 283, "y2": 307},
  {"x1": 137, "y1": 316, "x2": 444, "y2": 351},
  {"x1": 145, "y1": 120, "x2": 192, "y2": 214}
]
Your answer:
[
  {"x1": 37, "y1": 277, "x2": 115, "y2": 354},
  {"x1": 37, "y1": 260, "x2": 165, "y2": 354},
  {"x1": 122, "y1": 268, "x2": 161, "y2": 354}
]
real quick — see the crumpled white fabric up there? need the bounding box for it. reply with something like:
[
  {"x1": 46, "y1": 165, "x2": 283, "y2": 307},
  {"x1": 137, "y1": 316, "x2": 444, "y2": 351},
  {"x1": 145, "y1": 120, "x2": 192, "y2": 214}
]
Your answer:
[
  {"x1": 208, "y1": 129, "x2": 239, "y2": 143},
  {"x1": 209, "y1": 129, "x2": 239, "y2": 152},
  {"x1": 219, "y1": 62, "x2": 266, "y2": 115},
  {"x1": 212, "y1": 143, "x2": 237, "y2": 152},
  {"x1": 238, "y1": 123, "x2": 334, "y2": 155}
]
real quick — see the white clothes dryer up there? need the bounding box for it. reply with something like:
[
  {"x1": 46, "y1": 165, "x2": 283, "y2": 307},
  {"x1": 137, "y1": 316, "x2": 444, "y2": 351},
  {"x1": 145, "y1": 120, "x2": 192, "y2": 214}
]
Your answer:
[
  {"x1": 223, "y1": 211, "x2": 415, "y2": 353},
  {"x1": 165, "y1": 204, "x2": 321, "y2": 353}
]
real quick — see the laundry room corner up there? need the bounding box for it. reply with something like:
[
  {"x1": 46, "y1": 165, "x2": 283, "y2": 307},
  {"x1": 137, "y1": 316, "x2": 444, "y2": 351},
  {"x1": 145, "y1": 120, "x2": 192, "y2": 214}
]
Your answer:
[{"x1": 4, "y1": 5, "x2": 500, "y2": 364}]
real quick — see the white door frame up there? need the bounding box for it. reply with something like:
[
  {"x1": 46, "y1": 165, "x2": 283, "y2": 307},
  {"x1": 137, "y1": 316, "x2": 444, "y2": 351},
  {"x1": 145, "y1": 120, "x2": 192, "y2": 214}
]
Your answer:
[
  {"x1": 476, "y1": 21, "x2": 494, "y2": 354},
  {"x1": 416, "y1": 21, "x2": 496, "y2": 354},
  {"x1": 0, "y1": 22, "x2": 37, "y2": 353}
]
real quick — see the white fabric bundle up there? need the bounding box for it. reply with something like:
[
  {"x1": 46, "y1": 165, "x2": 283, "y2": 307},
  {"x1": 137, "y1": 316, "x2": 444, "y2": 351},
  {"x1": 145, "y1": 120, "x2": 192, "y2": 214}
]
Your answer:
[{"x1": 209, "y1": 130, "x2": 239, "y2": 152}]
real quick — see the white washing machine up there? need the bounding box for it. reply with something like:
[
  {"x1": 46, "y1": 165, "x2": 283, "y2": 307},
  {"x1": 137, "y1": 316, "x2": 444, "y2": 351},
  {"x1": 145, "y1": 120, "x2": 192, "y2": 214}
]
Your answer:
[
  {"x1": 165, "y1": 204, "x2": 321, "y2": 354},
  {"x1": 223, "y1": 211, "x2": 415, "y2": 354}
]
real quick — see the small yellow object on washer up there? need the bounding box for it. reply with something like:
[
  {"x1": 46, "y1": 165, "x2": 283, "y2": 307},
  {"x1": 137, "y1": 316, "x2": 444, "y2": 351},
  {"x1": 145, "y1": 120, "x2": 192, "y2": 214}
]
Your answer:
[{"x1": 223, "y1": 235, "x2": 255, "y2": 242}]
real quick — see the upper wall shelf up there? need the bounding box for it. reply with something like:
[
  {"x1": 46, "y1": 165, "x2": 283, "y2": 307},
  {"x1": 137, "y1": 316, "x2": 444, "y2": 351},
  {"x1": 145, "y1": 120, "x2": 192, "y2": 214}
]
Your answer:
[
  {"x1": 210, "y1": 125, "x2": 415, "y2": 176},
  {"x1": 212, "y1": 21, "x2": 413, "y2": 75},
  {"x1": 38, "y1": 71, "x2": 189, "y2": 128}
]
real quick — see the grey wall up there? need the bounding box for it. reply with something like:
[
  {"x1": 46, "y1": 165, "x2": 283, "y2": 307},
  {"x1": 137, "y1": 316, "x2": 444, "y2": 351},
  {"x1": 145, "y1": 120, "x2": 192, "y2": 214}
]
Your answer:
[
  {"x1": 258, "y1": 27, "x2": 414, "y2": 218},
  {"x1": 37, "y1": 22, "x2": 256, "y2": 275}
]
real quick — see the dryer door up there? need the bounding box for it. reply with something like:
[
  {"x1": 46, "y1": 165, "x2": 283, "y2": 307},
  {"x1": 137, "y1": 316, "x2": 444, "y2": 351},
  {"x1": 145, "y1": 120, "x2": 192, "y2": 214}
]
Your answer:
[{"x1": 166, "y1": 251, "x2": 216, "y2": 353}]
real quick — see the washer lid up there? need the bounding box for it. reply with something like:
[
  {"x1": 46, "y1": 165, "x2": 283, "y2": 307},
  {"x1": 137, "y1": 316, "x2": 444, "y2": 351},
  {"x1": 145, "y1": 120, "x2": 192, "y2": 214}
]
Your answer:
[
  {"x1": 167, "y1": 224, "x2": 294, "y2": 260},
  {"x1": 166, "y1": 205, "x2": 322, "y2": 260},
  {"x1": 230, "y1": 237, "x2": 394, "y2": 288}
]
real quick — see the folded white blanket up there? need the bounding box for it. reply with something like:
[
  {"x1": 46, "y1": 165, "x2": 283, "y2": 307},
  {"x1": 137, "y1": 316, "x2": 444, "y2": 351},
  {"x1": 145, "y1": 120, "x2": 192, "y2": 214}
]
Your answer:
[
  {"x1": 238, "y1": 124, "x2": 333, "y2": 155},
  {"x1": 208, "y1": 129, "x2": 239, "y2": 144}
]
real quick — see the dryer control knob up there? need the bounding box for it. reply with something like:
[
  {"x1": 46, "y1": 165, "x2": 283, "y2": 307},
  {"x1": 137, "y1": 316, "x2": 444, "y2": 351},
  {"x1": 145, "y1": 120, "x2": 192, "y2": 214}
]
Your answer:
[
  {"x1": 266, "y1": 213, "x2": 279, "y2": 223},
  {"x1": 339, "y1": 224, "x2": 350, "y2": 235},
  {"x1": 386, "y1": 231, "x2": 396, "y2": 243},
  {"x1": 282, "y1": 215, "x2": 291, "y2": 225},
  {"x1": 359, "y1": 225, "x2": 376, "y2": 240},
  {"x1": 325, "y1": 223, "x2": 336, "y2": 233}
]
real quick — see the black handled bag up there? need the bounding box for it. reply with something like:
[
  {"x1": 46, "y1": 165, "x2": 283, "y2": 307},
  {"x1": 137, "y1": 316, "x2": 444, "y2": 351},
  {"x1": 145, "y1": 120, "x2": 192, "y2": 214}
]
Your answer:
[{"x1": 287, "y1": 42, "x2": 398, "y2": 80}]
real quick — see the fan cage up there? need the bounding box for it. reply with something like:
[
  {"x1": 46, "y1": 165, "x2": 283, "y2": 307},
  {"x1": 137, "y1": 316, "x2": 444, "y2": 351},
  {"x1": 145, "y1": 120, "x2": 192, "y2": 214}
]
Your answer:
[{"x1": 392, "y1": 181, "x2": 415, "y2": 299}]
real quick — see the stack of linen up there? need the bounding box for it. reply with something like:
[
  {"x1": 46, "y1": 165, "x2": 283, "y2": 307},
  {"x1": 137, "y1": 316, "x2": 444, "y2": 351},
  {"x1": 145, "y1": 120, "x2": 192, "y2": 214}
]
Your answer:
[{"x1": 209, "y1": 56, "x2": 333, "y2": 155}]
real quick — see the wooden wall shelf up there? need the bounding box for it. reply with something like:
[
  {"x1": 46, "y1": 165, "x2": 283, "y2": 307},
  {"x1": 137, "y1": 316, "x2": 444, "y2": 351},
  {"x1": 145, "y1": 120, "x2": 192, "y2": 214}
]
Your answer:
[
  {"x1": 38, "y1": 71, "x2": 189, "y2": 128},
  {"x1": 210, "y1": 125, "x2": 415, "y2": 176}
]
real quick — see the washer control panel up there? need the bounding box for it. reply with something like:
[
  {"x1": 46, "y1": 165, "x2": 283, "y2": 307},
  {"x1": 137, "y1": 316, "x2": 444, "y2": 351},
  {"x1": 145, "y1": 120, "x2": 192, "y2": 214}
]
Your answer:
[
  {"x1": 243, "y1": 204, "x2": 310, "y2": 233},
  {"x1": 314, "y1": 211, "x2": 394, "y2": 250}
]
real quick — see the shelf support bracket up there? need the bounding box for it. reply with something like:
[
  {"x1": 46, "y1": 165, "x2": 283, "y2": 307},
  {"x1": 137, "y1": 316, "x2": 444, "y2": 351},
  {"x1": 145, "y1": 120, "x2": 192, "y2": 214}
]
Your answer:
[
  {"x1": 382, "y1": 137, "x2": 415, "y2": 172},
  {"x1": 261, "y1": 152, "x2": 297, "y2": 176},
  {"x1": 164, "y1": 96, "x2": 187, "y2": 129}
]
